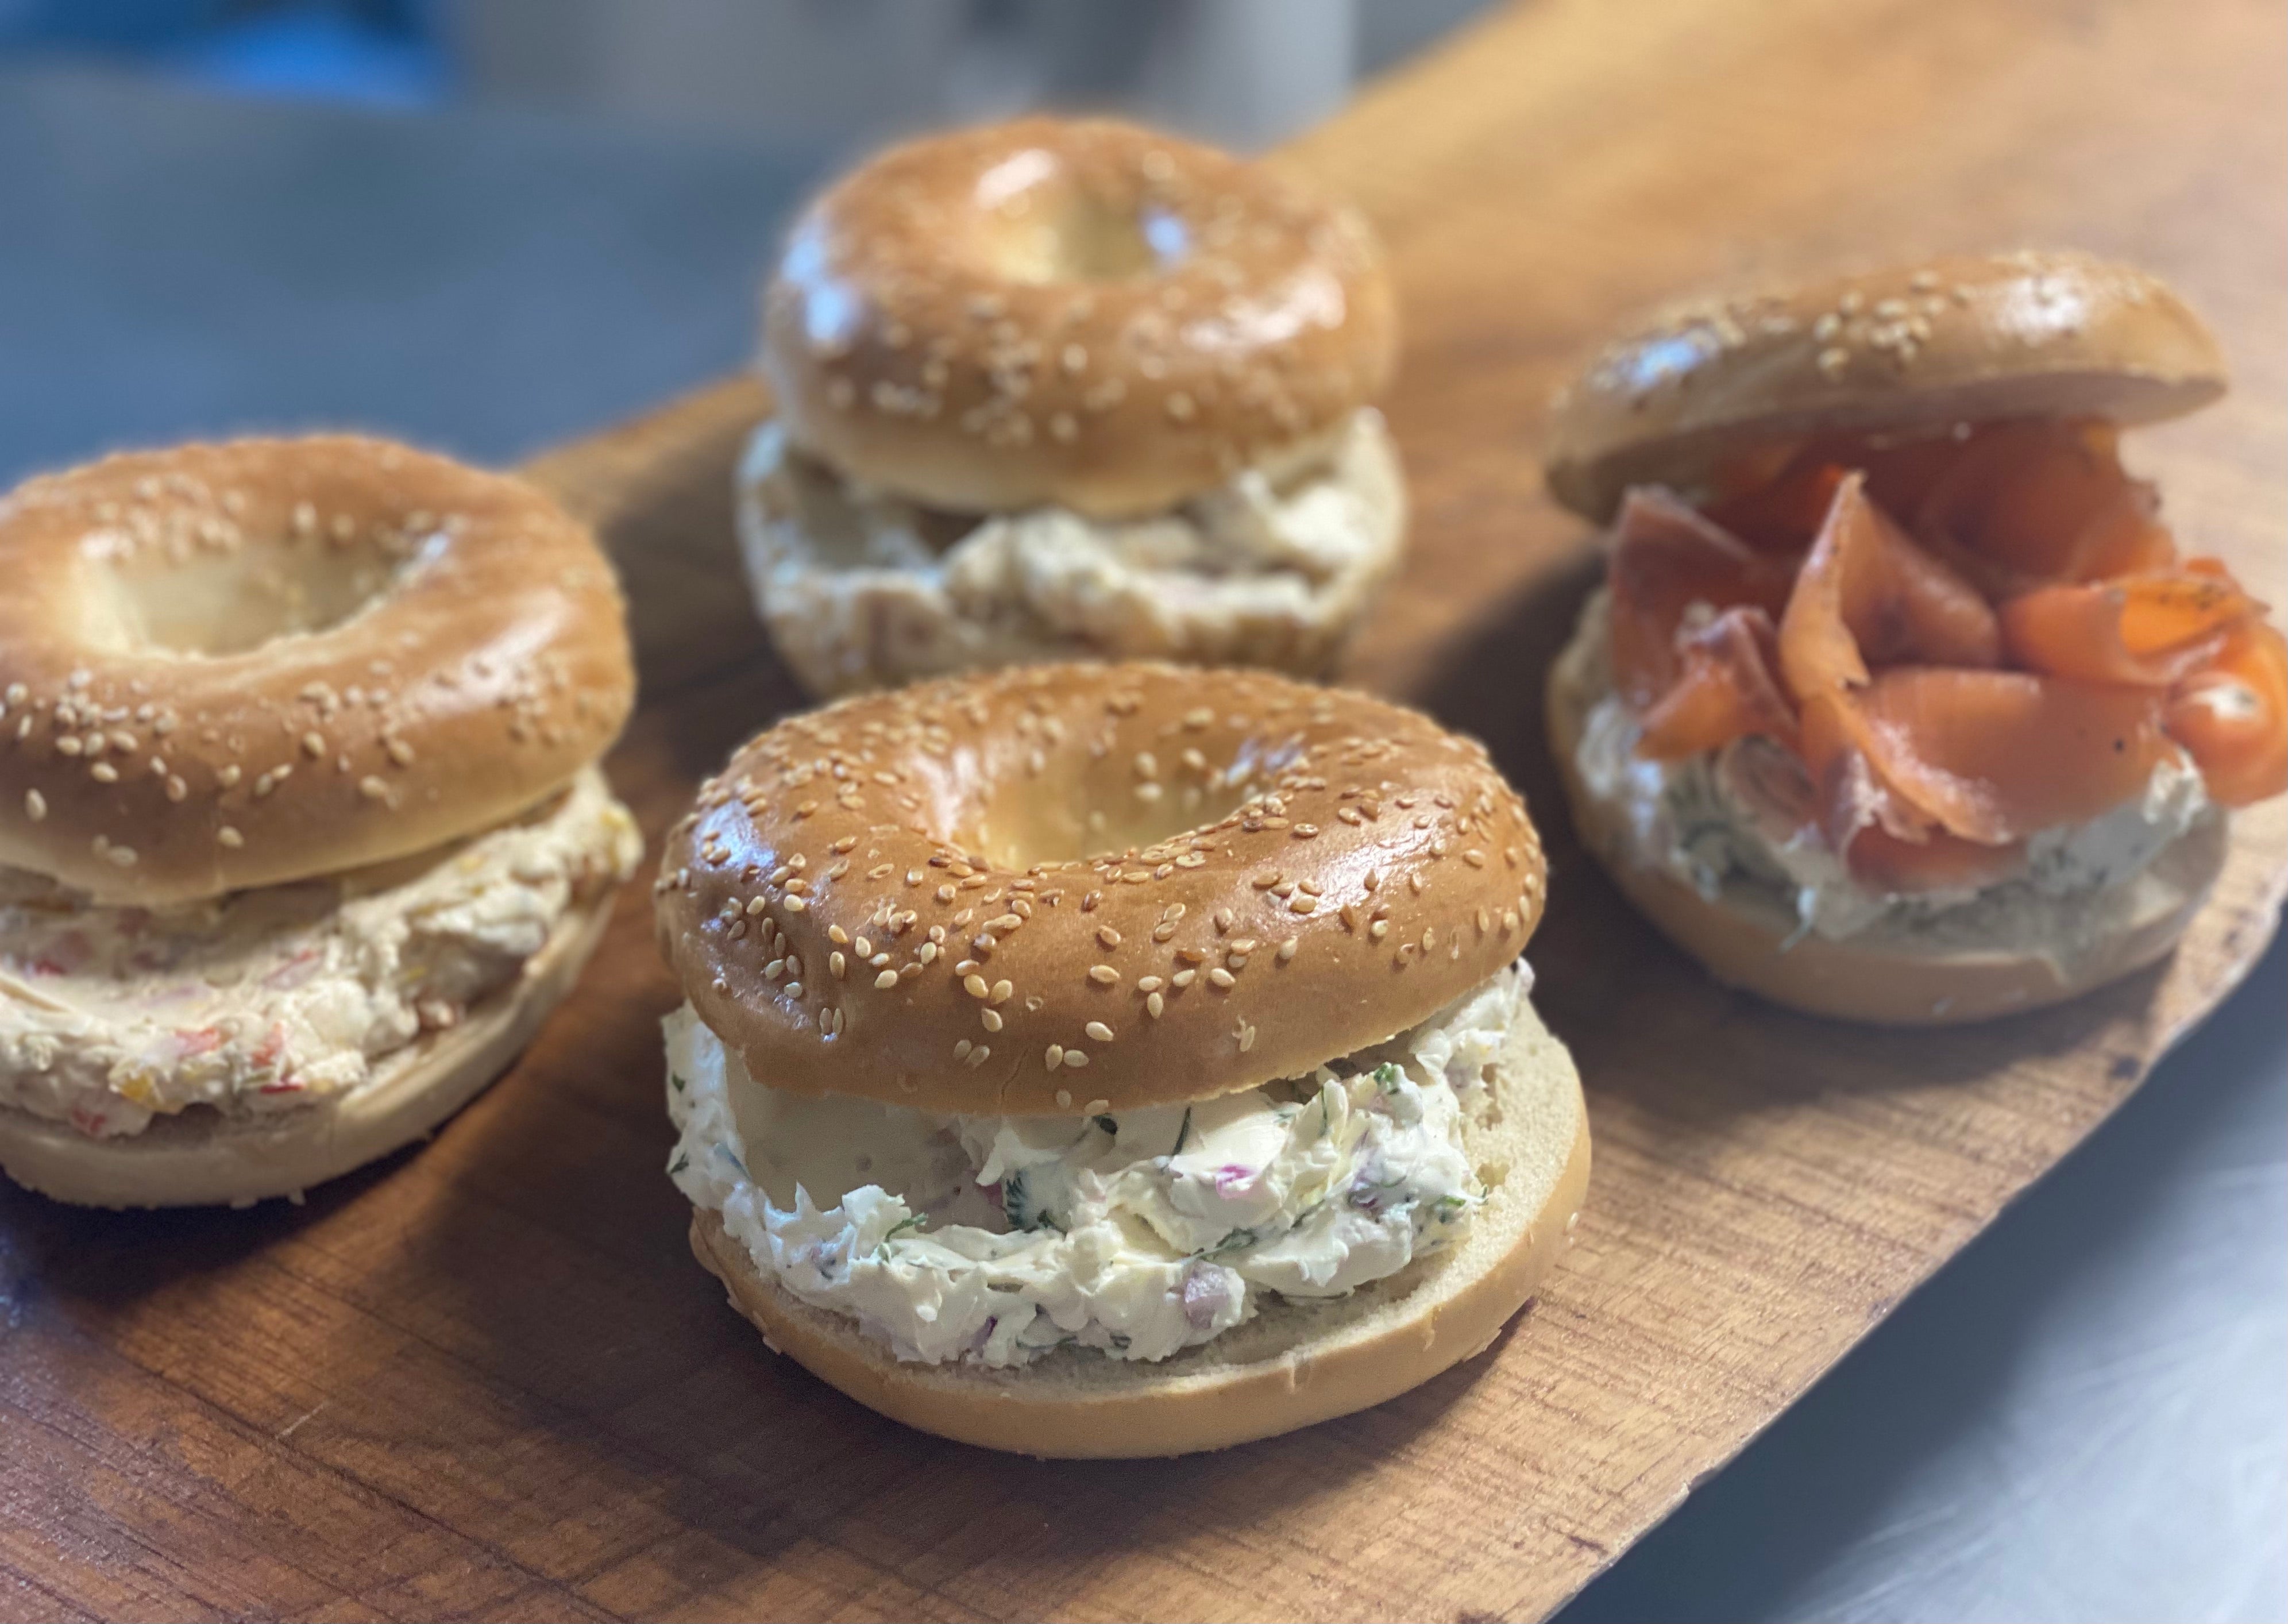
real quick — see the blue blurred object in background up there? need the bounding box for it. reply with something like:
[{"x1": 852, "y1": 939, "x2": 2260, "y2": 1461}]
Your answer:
[{"x1": 0, "y1": 0, "x2": 446, "y2": 106}]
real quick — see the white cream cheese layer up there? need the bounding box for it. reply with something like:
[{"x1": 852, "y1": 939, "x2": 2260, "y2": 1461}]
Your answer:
[
  {"x1": 665, "y1": 962, "x2": 1529, "y2": 1367},
  {"x1": 1568, "y1": 592, "x2": 2217, "y2": 955},
  {"x1": 0, "y1": 769, "x2": 640, "y2": 1138},
  {"x1": 736, "y1": 407, "x2": 1405, "y2": 693}
]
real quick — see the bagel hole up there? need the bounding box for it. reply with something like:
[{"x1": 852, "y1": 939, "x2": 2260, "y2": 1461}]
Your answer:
[
  {"x1": 966, "y1": 758, "x2": 1267, "y2": 870},
  {"x1": 80, "y1": 531, "x2": 434, "y2": 657},
  {"x1": 978, "y1": 171, "x2": 1187, "y2": 285}
]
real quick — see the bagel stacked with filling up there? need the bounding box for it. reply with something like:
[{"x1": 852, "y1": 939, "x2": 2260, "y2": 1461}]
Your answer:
[
  {"x1": 656, "y1": 662, "x2": 1587, "y2": 1457},
  {"x1": 740, "y1": 116, "x2": 1405, "y2": 696},
  {"x1": 1544, "y1": 251, "x2": 2287, "y2": 1023},
  {"x1": 0, "y1": 437, "x2": 640, "y2": 1206}
]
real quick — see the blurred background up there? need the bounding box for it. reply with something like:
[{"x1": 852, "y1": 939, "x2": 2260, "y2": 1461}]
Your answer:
[
  {"x1": 2, "y1": 5, "x2": 2282, "y2": 1621},
  {"x1": 0, "y1": 0, "x2": 1484, "y2": 145}
]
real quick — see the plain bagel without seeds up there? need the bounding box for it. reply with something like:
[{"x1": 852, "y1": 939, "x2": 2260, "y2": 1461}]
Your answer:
[{"x1": 659, "y1": 661, "x2": 1586, "y2": 1454}]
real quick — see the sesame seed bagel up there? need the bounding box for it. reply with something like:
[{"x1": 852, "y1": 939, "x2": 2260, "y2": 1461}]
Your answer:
[
  {"x1": 761, "y1": 116, "x2": 1398, "y2": 520},
  {"x1": 0, "y1": 437, "x2": 635, "y2": 905},
  {"x1": 1545, "y1": 250, "x2": 2228, "y2": 521},
  {"x1": 654, "y1": 662, "x2": 1546, "y2": 1115}
]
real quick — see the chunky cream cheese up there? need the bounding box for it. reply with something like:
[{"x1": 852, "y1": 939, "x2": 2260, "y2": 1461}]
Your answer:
[
  {"x1": 1568, "y1": 592, "x2": 2218, "y2": 956},
  {"x1": 0, "y1": 769, "x2": 640, "y2": 1138},
  {"x1": 665, "y1": 962, "x2": 1530, "y2": 1367},
  {"x1": 736, "y1": 407, "x2": 1405, "y2": 694}
]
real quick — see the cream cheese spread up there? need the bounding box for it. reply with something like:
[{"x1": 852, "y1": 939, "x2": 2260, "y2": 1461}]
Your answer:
[
  {"x1": 0, "y1": 769, "x2": 640, "y2": 1139},
  {"x1": 1568, "y1": 591, "x2": 2217, "y2": 955},
  {"x1": 736, "y1": 407, "x2": 1405, "y2": 694},
  {"x1": 665, "y1": 961, "x2": 1530, "y2": 1367}
]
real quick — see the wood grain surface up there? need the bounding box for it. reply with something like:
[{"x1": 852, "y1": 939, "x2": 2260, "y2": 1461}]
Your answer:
[{"x1": 6, "y1": 1, "x2": 2284, "y2": 1619}]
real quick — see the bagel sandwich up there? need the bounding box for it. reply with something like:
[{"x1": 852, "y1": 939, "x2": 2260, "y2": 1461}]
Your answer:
[
  {"x1": 739, "y1": 116, "x2": 1406, "y2": 697},
  {"x1": 656, "y1": 663, "x2": 1587, "y2": 1456},
  {"x1": 1542, "y1": 251, "x2": 2284, "y2": 1023},
  {"x1": 0, "y1": 437, "x2": 641, "y2": 1206}
]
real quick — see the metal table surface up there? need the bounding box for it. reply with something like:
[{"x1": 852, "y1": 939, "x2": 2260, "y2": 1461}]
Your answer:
[{"x1": 2, "y1": 67, "x2": 2282, "y2": 1624}]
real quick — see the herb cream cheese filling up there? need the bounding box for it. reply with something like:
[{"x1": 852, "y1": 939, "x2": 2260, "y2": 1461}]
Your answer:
[
  {"x1": 0, "y1": 769, "x2": 640, "y2": 1139},
  {"x1": 1569, "y1": 590, "x2": 2216, "y2": 956},
  {"x1": 737, "y1": 407, "x2": 1404, "y2": 690},
  {"x1": 665, "y1": 960, "x2": 1530, "y2": 1368}
]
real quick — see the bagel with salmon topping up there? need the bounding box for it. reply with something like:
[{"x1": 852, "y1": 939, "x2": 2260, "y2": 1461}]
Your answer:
[
  {"x1": 1544, "y1": 251, "x2": 2281, "y2": 1023},
  {"x1": 657, "y1": 662, "x2": 1587, "y2": 1457}
]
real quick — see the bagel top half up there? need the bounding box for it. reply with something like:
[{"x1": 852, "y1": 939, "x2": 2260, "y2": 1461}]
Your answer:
[
  {"x1": 0, "y1": 437, "x2": 635, "y2": 905},
  {"x1": 760, "y1": 116, "x2": 1398, "y2": 520},
  {"x1": 1544, "y1": 250, "x2": 2228, "y2": 521},
  {"x1": 655, "y1": 663, "x2": 1546, "y2": 1116}
]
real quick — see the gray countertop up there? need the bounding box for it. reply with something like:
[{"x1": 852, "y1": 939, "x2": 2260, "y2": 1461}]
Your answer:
[{"x1": 4, "y1": 67, "x2": 2282, "y2": 1624}]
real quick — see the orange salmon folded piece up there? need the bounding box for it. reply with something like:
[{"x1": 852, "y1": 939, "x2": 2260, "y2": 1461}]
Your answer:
[
  {"x1": 1913, "y1": 419, "x2": 2177, "y2": 596},
  {"x1": 2000, "y1": 564, "x2": 2264, "y2": 685},
  {"x1": 1778, "y1": 474, "x2": 2002, "y2": 701},
  {"x1": 1607, "y1": 487, "x2": 1795, "y2": 709},
  {"x1": 1636, "y1": 607, "x2": 1797, "y2": 761},
  {"x1": 2168, "y1": 619, "x2": 2288, "y2": 807},
  {"x1": 1805, "y1": 669, "x2": 2173, "y2": 851}
]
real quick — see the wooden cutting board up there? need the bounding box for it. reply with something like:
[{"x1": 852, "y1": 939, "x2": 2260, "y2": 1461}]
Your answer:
[{"x1": 6, "y1": 1, "x2": 2282, "y2": 1619}]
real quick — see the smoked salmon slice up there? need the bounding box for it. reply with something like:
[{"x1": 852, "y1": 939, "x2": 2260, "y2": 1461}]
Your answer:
[
  {"x1": 2000, "y1": 565, "x2": 2263, "y2": 685},
  {"x1": 1606, "y1": 487, "x2": 1795, "y2": 708},
  {"x1": 1611, "y1": 419, "x2": 2283, "y2": 894},
  {"x1": 1808, "y1": 668, "x2": 2173, "y2": 847},
  {"x1": 1635, "y1": 607, "x2": 1797, "y2": 760},
  {"x1": 2168, "y1": 620, "x2": 2288, "y2": 806},
  {"x1": 1913, "y1": 419, "x2": 2175, "y2": 595},
  {"x1": 1777, "y1": 474, "x2": 2001, "y2": 699}
]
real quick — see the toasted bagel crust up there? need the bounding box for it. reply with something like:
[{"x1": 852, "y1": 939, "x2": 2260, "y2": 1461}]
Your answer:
[
  {"x1": 655, "y1": 662, "x2": 1547, "y2": 1114},
  {"x1": 761, "y1": 117, "x2": 1397, "y2": 519},
  {"x1": 1545, "y1": 251, "x2": 2228, "y2": 521},
  {"x1": 0, "y1": 437, "x2": 635, "y2": 905}
]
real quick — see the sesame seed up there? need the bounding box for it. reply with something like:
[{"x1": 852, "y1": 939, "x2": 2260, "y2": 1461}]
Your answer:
[
  {"x1": 24, "y1": 789, "x2": 47, "y2": 821},
  {"x1": 965, "y1": 973, "x2": 989, "y2": 998},
  {"x1": 1207, "y1": 967, "x2": 1236, "y2": 989},
  {"x1": 90, "y1": 762, "x2": 119, "y2": 784},
  {"x1": 982, "y1": 1009, "x2": 1003, "y2": 1032},
  {"x1": 1064, "y1": 1050, "x2": 1088, "y2": 1069},
  {"x1": 1088, "y1": 965, "x2": 1119, "y2": 985},
  {"x1": 1146, "y1": 991, "x2": 1166, "y2": 1018},
  {"x1": 1085, "y1": 1021, "x2": 1114, "y2": 1043},
  {"x1": 830, "y1": 952, "x2": 847, "y2": 978},
  {"x1": 218, "y1": 825, "x2": 243, "y2": 848},
  {"x1": 358, "y1": 776, "x2": 391, "y2": 802},
  {"x1": 1097, "y1": 925, "x2": 1122, "y2": 948},
  {"x1": 784, "y1": 896, "x2": 808, "y2": 913},
  {"x1": 874, "y1": 969, "x2": 898, "y2": 989},
  {"x1": 1045, "y1": 1044, "x2": 1064, "y2": 1071},
  {"x1": 991, "y1": 979, "x2": 1013, "y2": 1004}
]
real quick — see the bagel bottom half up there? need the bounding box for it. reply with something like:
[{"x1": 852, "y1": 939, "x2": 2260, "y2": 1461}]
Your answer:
[
  {"x1": 1546, "y1": 610, "x2": 2228, "y2": 1025},
  {"x1": 686, "y1": 994, "x2": 1588, "y2": 1459},
  {"x1": 0, "y1": 889, "x2": 616, "y2": 1209}
]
